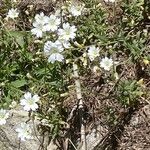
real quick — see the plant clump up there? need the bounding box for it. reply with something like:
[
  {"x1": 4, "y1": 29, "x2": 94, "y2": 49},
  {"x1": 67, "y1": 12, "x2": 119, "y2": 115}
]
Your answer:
[{"x1": 0, "y1": 0, "x2": 150, "y2": 149}]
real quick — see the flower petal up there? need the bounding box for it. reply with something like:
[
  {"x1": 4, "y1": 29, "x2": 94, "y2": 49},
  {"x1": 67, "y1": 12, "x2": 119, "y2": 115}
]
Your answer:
[
  {"x1": 32, "y1": 95, "x2": 40, "y2": 102},
  {"x1": 24, "y1": 92, "x2": 32, "y2": 100}
]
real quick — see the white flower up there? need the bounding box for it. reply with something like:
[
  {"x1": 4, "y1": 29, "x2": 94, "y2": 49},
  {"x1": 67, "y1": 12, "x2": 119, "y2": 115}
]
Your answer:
[
  {"x1": 31, "y1": 12, "x2": 49, "y2": 38},
  {"x1": 104, "y1": 0, "x2": 115, "y2": 3},
  {"x1": 20, "y1": 92, "x2": 40, "y2": 111},
  {"x1": 100, "y1": 57, "x2": 113, "y2": 71},
  {"x1": 16, "y1": 123, "x2": 32, "y2": 141},
  {"x1": 0, "y1": 109, "x2": 9, "y2": 125},
  {"x1": 58, "y1": 23, "x2": 77, "y2": 41},
  {"x1": 34, "y1": 12, "x2": 49, "y2": 24},
  {"x1": 7, "y1": 8, "x2": 19, "y2": 19},
  {"x1": 31, "y1": 21, "x2": 45, "y2": 38},
  {"x1": 44, "y1": 40, "x2": 64, "y2": 63},
  {"x1": 68, "y1": 3, "x2": 84, "y2": 16},
  {"x1": 43, "y1": 15, "x2": 60, "y2": 32},
  {"x1": 87, "y1": 45, "x2": 100, "y2": 61}
]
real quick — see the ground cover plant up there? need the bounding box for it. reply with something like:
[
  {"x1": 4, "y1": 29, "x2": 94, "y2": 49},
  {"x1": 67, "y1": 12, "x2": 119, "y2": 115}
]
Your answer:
[{"x1": 0, "y1": 0, "x2": 150, "y2": 150}]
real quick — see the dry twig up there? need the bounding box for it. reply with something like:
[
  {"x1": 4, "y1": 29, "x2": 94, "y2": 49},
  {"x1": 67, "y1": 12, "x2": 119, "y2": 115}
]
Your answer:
[{"x1": 73, "y1": 62, "x2": 87, "y2": 150}]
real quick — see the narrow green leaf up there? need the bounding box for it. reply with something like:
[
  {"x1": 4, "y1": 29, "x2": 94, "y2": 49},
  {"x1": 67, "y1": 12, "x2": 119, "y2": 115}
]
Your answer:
[{"x1": 10, "y1": 79, "x2": 27, "y2": 88}]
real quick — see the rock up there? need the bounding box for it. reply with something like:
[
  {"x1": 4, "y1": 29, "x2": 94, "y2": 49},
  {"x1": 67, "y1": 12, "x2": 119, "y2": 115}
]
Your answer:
[
  {"x1": 0, "y1": 107, "x2": 40, "y2": 150},
  {"x1": 86, "y1": 125, "x2": 108, "y2": 150}
]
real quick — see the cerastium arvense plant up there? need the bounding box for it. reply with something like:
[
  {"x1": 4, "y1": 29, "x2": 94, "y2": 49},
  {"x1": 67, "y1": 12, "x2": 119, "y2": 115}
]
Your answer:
[{"x1": 0, "y1": 0, "x2": 150, "y2": 149}]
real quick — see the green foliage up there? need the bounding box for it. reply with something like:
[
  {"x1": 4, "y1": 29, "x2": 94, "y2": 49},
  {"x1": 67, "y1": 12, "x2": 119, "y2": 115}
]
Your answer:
[
  {"x1": 0, "y1": 0, "x2": 149, "y2": 139},
  {"x1": 117, "y1": 80, "x2": 143, "y2": 107}
]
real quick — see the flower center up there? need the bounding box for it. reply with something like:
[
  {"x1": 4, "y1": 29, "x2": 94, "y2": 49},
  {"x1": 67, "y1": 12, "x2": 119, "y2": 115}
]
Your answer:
[
  {"x1": 65, "y1": 29, "x2": 71, "y2": 36},
  {"x1": 38, "y1": 23, "x2": 44, "y2": 30},
  {"x1": 51, "y1": 47, "x2": 58, "y2": 53},
  {"x1": 49, "y1": 20, "x2": 55, "y2": 25},
  {"x1": 105, "y1": 60, "x2": 111, "y2": 67},
  {"x1": 27, "y1": 99, "x2": 34, "y2": 105},
  {"x1": 93, "y1": 51, "x2": 98, "y2": 56}
]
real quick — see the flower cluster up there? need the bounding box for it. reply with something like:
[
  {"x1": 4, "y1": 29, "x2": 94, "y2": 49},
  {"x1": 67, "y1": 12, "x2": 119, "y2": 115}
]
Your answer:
[
  {"x1": 87, "y1": 45, "x2": 118, "y2": 71},
  {"x1": 12, "y1": 92, "x2": 40, "y2": 141},
  {"x1": 31, "y1": 12, "x2": 61, "y2": 38},
  {"x1": 3, "y1": 3, "x2": 84, "y2": 143},
  {"x1": 43, "y1": 22, "x2": 77, "y2": 63},
  {"x1": 0, "y1": 94, "x2": 36, "y2": 141},
  {"x1": 31, "y1": 10, "x2": 78, "y2": 63},
  {"x1": 3, "y1": 0, "x2": 120, "y2": 145}
]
